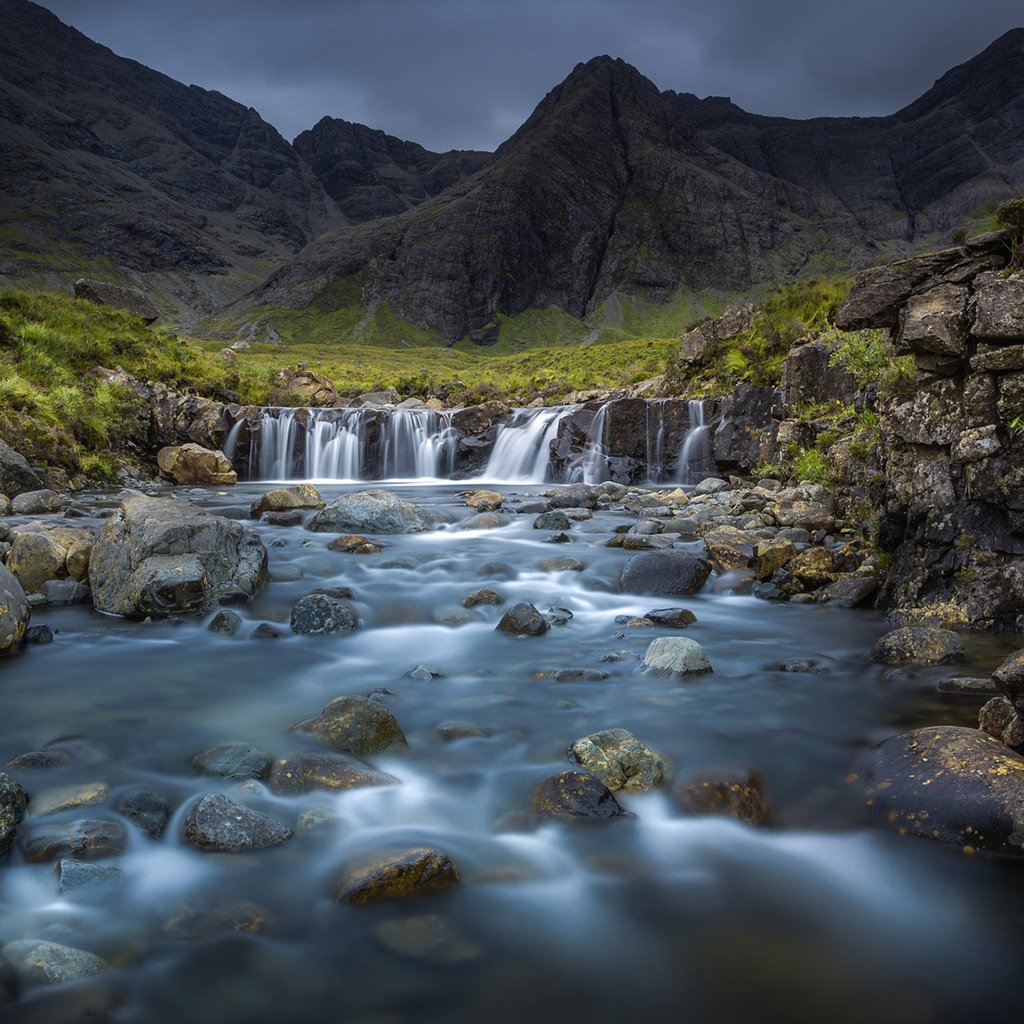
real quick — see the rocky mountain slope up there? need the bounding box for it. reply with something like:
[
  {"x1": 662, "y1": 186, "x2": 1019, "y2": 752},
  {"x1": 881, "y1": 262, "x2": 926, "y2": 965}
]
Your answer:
[{"x1": 666, "y1": 28, "x2": 1024, "y2": 244}]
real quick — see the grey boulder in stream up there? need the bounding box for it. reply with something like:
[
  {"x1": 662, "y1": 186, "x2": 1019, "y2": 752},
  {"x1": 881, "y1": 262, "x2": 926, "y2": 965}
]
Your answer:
[
  {"x1": 89, "y1": 495, "x2": 269, "y2": 617},
  {"x1": 308, "y1": 489, "x2": 449, "y2": 534}
]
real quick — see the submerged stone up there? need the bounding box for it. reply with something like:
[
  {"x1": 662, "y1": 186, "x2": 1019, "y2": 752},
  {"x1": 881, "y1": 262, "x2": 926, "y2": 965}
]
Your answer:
[
  {"x1": 335, "y1": 847, "x2": 460, "y2": 904},
  {"x1": 267, "y1": 752, "x2": 400, "y2": 796},
  {"x1": 870, "y1": 626, "x2": 964, "y2": 666},
  {"x1": 181, "y1": 794, "x2": 293, "y2": 852},
  {"x1": 531, "y1": 769, "x2": 634, "y2": 822}
]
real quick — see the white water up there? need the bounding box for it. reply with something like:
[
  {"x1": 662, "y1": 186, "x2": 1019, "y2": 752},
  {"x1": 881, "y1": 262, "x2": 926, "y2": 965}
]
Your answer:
[
  {"x1": 483, "y1": 406, "x2": 579, "y2": 482},
  {"x1": 678, "y1": 399, "x2": 714, "y2": 484}
]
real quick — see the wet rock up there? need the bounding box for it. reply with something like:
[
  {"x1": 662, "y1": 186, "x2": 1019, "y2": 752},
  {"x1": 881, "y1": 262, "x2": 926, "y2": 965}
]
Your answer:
[
  {"x1": 867, "y1": 726, "x2": 1024, "y2": 853},
  {"x1": 56, "y1": 859, "x2": 122, "y2": 897},
  {"x1": 0, "y1": 440, "x2": 43, "y2": 497},
  {"x1": 817, "y1": 576, "x2": 878, "y2": 608},
  {"x1": 978, "y1": 697, "x2": 1024, "y2": 747},
  {"x1": 374, "y1": 914, "x2": 481, "y2": 964},
  {"x1": 787, "y1": 547, "x2": 835, "y2": 588},
  {"x1": 34, "y1": 782, "x2": 109, "y2": 816},
  {"x1": 461, "y1": 588, "x2": 502, "y2": 608},
  {"x1": 162, "y1": 899, "x2": 271, "y2": 939},
  {"x1": 753, "y1": 539, "x2": 796, "y2": 581},
  {"x1": 0, "y1": 563, "x2": 30, "y2": 658},
  {"x1": 25, "y1": 624, "x2": 53, "y2": 645},
  {"x1": 290, "y1": 593, "x2": 358, "y2": 635},
  {"x1": 157, "y1": 443, "x2": 237, "y2": 485},
  {"x1": 251, "y1": 623, "x2": 283, "y2": 639},
  {"x1": 568, "y1": 729, "x2": 667, "y2": 792},
  {"x1": 328, "y1": 533, "x2": 385, "y2": 554},
  {"x1": 619, "y1": 551, "x2": 711, "y2": 596},
  {"x1": 531, "y1": 770, "x2": 634, "y2": 822},
  {"x1": 21, "y1": 820, "x2": 127, "y2": 862},
  {"x1": 193, "y1": 743, "x2": 272, "y2": 780},
  {"x1": 992, "y1": 648, "x2": 1024, "y2": 715},
  {"x1": 10, "y1": 489, "x2": 61, "y2": 515},
  {"x1": 116, "y1": 789, "x2": 172, "y2": 839},
  {"x1": 208, "y1": 609, "x2": 243, "y2": 636},
  {"x1": 771, "y1": 659, "x2": 828, "y2": 674},
  {"x1": 6, "y1": 532, "x2": 67, "y2": 593},
  {"x1": 463, "y1": 489, "x2": 503, "y2": 512},
  {"x1": 181, "y1": 794, "x2": 293, "y2": 852},
  {"x1": 407, "y1": 664, "x2": 442, "y2": 681},
  {"x1": 496, "y1": 602, "x2": 550, "y2": 636},
  {"x1": 870, "y1": 627, "x2": 964, "y2": 666},
  {"x1": 937, "y1": 676, "x2": 1001, "y2": 695},
  {"x1": 335, "y1": 847, "x2": 460, "y2": 904},
  {"x1": 434, "y1": 605, "x2": 482, "y2": 627},
  {"x1": 549, "y1": 668, "x2": 609, "y2": 682},
  {"x1": 267, "y1": 752, "x2": 399, "y2": 795},
  {"x1": 622, "y1": 534, "x2": 674, "y2": 550},
  {"x1": 2, "y1": 939, "x2": 109, "y2": 984},
  {"x1": 0, "y1": 773, "x2": 26, "y2": 855},
  {"x1": 702, "y1": 526, "x2": 755, "y2": 571},
  {"x1": 40, "y1": 579, "x2": 90, "y2": 606},
  {"x1": 693, "y1": 477, "x2": 728, "y2": 496},
  {"x1": 539, "y1": 556, "x2": 584, "y2": 573},
  {"x1": 642, "y1": 636, "x2": 712, "y2": 675},
  {"x1": 644, "y1": 607, "x2": 697, "y2": 628},
  {"x1": 89, "y1": 495, "x2": 269, "y2": 617},
  {"x1": 264, "y1": 510, "x2": 303, "y2": 527},
  {"x1": 436, "y1": 721, "x2": 488, "y2": 742},
  {"x1": 459, "y1": 512, "x2": 506, "y2": 530},
  {"x1": 972, "y1": 272, "x2": 1024, "y2": 338},
  {"x1": 6, "y1": 749, "x2": 70, "y2": 770},
  {"x1": 674, "y1": 768, "x2": 769, "y2": 825},
  {"x1": 296, "y1": 695, "x2": 407, "y2": 756},
  {"x1": 309, "y1": 489, "x2": 447, "y2": 534},
  {"x1": 534, "y1": 511, "x2": 571, "y2": 531},
  {"x1": 546, "y1": 484, "x2": 599, "y2": 509},
  {"x1": 249, "y1": 484, "x2": 324, "y2": 517}
]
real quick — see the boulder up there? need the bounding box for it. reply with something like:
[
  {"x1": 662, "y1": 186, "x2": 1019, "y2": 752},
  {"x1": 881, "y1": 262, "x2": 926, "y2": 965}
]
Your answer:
[
  {"x1": 334, "y1": 847, "x2": 459, "y2": 904},
  {"x1": 10, "y1": 488, "x2": 61, "y2": 515},
  {"x1": 619, "y1": 551, "x2": 712, "y2": 596},
  {"x1": 754, "y1": 538, "x2": 796, "y2": 580},
  {"x1": 463, "y1": 489, "x2": 503, "y2": 512},
  {"x1": 57, "y1": 859, "x2": 122, "y2": 898},
  {"x1": 531, "y1": 770, "x2": 633, "y2": 822},
  {"x1": 207, "y1": 609, "x2": 242, "y2": 636},
  {"x1": 992, "y1": 648, "x2": 1024, "y2": 716},
  {"x1": 2, "y1": 939, "x2": 109, "y2": 985},
  {"x1": 783, "y1": 339, "x2": 857, "y2": 405},
  {"x1": 461, "y1": 588, "x2": 503, "y2": 608},
  {"x1": 495, "y1": 602, "x2": 550, "y2": 636},
  {"x1": 6, "y1": 531, "x2": 67, "y2": 593},
  {"x1": 971, "y1": 272, "x2": 1024, "y2": 338},
  {"x1": 896, "y1": 282, "x2": 968, "y2": 357},
  {"x1": 290, "y1": 593, "x2": 358, "y2": 635},
  {"x1": 308, "y1": 489, "x2": 447, "y2": 534},
  {"x1": 295, "y1": 695, "x2": 407, "y2": 756},
  {"x1": 978, "y1": 697, "x2": 1024, "y2": 747},
  {"x1": 567, "y1": 729, "x2": 667, "y2": 792},
  {"x1": 870, "y1": 627, "x2": 964, "y2": 666},
  {"x1": 787, "y1": 547, "x2": 835, "y2": 589},
  {"x1": 33, "y1": 782, "x2": 109, "y2": 816},
  {"x1": 20, "y1": 820, "x2": 127, "y2": 862},
  {"x1": 534, "y1": 511, "x2": 571, "y2": 531},
  {"x1": 250, "y1": 483, "x2": 324, "y2": 518},
  {"x1": 644, "y1": 607, "x2": 697, "y2": 628},
  {"x1": 157, "y1": 443, "x2": 237, "y2": 486},
  {"x1": 181, "y1": 794, "x2": 293, "y2": 852},
  {"x1": 674, "y1": 768, "x2": 769, "y2": 825},
  {"x1": 40, "y1": 579, "x2": 91, "y2": 606},
  {"x1": 74, "y1": 278, "x2": 159, "y2": 322},
  {"x1": 269, "y1": 369, "x2": 339, "y2": 407},
  {"x1": 702, "y1": 526, "x2": 755, "y2": 571},
  {"x1": 192, "y1": 743, "x2": 272, "y2": 780},
  {"x1": 0, "y1": 440, "x2": 43, "y2": 497},
  {"x1": 643, "y1": 636, "x2": 712, "y2": 675},
  {"x1": 0, "y1": 564, "x2": 30, "y2": 657},
  {"x1": 116, "y1": 789, "x2": 172, "y2": 839},
  {"x1": 816, "y1": 576, "x2": 878, "y2": 608},
  {"x1": 0, "y1": 773, "x2": 26, "y2": 854},
  {"x1": 89, "y1": 495, "x2": 269, "y2": 617},
  {"x1": 352, "y1": 387, "x2": 400, "y2": 408},
  {"x1": 867, "y1": 726, "x2": 1024, "y2": 853},
  {"x1": 267, "y1": 752, "x2": 399, "y2": 795}
]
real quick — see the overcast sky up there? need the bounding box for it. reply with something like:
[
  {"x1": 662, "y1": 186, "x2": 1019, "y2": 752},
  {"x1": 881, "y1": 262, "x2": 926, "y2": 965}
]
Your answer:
[{"x1": 37, "y1": 0, "x2": 1024, "y2": 152}]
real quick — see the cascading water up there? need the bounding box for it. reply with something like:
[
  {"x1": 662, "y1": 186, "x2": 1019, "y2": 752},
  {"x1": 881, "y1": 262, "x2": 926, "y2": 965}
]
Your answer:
[
  {"x1": 578, "y1": 403, "x2": 611, "y2": 484},
  {"x1": 482, "y1": 406, "x2": 578, "y2": 482},
  {"x1": 678, "y1": 399, "x2": 715, "y2": 483}
]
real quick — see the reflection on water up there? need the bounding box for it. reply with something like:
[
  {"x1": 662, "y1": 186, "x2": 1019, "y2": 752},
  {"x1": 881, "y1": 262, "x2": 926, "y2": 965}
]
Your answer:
[{"x1": 0, "y1": 482, "x2": 1020, "y2": 1023}]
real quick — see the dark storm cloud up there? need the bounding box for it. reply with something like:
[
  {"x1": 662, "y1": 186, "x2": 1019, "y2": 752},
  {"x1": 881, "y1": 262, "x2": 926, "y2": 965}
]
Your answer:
[{"x1": 38, "y1": 0, "x2": 1024, "y2": 151}]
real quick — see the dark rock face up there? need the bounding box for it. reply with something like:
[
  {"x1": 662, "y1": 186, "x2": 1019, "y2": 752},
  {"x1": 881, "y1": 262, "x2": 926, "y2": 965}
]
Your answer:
[
  {"x1": 531, "y1": 769, "x2": 634, "y2": 822},
  {"x1": 334, "y1": 847, "x2": 460, "y2": 904},
  {"x1": 868, "y1": 726, "x2": 1024, "y2": 853},
  {"x1": 495, "y1": 602, "x2": 550, "y2": 636},
  {"x1": 0, "y1": 773, "x2": 26, "y2": 854},
  {"x1": 181, "y1": 794, "x2": 293, "y2": 852},
  {"x1": 0, "y1": 441, "x2": 43, "y2": 498},
  {"x1": 73, "y1": 279, "x2": 160, "y2": 322},
  {"x1": 294, "y1": 117, "x2": 491, "y2": 223},
  {"x1": 620, "y1": 551, "x2": 712, "y2": 596}
]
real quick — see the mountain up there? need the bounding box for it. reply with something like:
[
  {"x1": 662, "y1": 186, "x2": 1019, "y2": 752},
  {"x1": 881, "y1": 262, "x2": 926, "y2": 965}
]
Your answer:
[
  {"x1": 293, "y1": 118, "x2": 491, "y2": 223},
  {"x1": 245, "y1": 56, "x2": 872, "y2": 341},
  {"x1": 665, "y1": 28, "x2": 1024, "y2": 242}
]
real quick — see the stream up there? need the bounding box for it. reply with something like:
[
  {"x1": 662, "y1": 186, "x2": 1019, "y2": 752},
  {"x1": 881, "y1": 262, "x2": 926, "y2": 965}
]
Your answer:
[{"x1": 0, "y1": 480, "x2": 1021, "y2": 1023}]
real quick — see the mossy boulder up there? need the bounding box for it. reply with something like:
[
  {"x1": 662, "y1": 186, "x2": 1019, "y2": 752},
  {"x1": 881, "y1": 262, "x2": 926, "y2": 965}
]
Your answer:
[
  {"x1": 531, "y1": 769, "x2": 634, "y2": 822},
  {"x1": 0, "y1": 773, "x2": 26, "y2": 854},
  {"x1": 335, "y1": 847, "x2": 459, "y2": 904},
  {"x1": 0, "y1": 564, "x2": 30, "y2": 658},
  {"x1": 568, "y1": 728, "x2": 667, "y2": 792},
  {"x1": 870, "y1": 626, "x2": 964, "y2": 666},
  {"x1": 674, "y1": 768, "x2": 769, "y2": 825},
  {"x1": 294, "y1": 695, "x2": 407, "y2": 756},
  {"x1": 250, "y1": 484, "x2": 324, "y2": 518},
  {"x1": 181, "y1": 794, "x2": 293, "y2": 853},
  {"x1": 267, "y1": 751, "x2": 399, "y2": 795}
]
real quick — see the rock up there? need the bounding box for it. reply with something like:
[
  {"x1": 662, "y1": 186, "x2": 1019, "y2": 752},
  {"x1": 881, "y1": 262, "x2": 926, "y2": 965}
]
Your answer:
[
  {"x1": 674, "y1": 768, "x2": 769, "y2": 825},
  {"x1": 181, "y1": 794, "x2": 293, "y2": 852},
  {"x1": 643, "y1": 607, "x2": 697, "y2": 627},
  {"x1": 0, "y1": 563, "x2": 30, "y2": 657},
  {"x1": 619, "y1": 551, "x2": 712, "y2": 596},
  {"x1": 971, "y1": 272, "x2": 1024, "y2": 338},
  {"x1": 436, "y1": 721, "x2": 488, "y2": 742},
  {"x1": 269, "y1": 369, "x2": 339, "y2": 407},
  {"x1": 249, "y1": 484, "x2": 324, "y2": 517},
  {"x1": 334, "y1": 847, "x2": 459, "y2": 904},
  {"x1": 251, "y1": 623, "x2": 282, "y2": 639},
  {"x1": 817, "y1": 576, "x2": 878, "y2": 608},
  {"x1": 89, "y1": 495, "x2": 269, "y2": 617},
  {"x1": 567, "y1": 729, "x2": 667, "y2": 792},
  {"x1": 937, "y1": 676, "x2": 1001, "y2": 695},
  {"x1": 992, "y1": 648, "x2": 1024, "y2": 715},
  {"x1": 0, "y1": 440, "x2": 43, "y2": 497},
  {"x1": 533, "y1": 511, "x2": 571, "y2": 531},
  {"x1": 496, "y1": 602, "x2": 550, "y2": 636},
  {"x1": 463, "y1": 489, "x2": 503, "y2": 512},
  {"x1": 25, "y1": 624, "x2": 53, "y2": 645},
  {"x1": 33, "y1": 782, "x2": 109, "y2": 816},
  {"x1": 867, "y1": 726, "x2": 1024, "y2": 853},
  {"x1": 40, "y1": 579, "x2": 90, "y2": 606},
  {"x1": 353, "y1": 387, "x2": 400, "y2": 408},
  {"x1": 6, "y1": 532, "x2": 67, "y2": 593},
  {"x1": 546, "y1": 484, "x2": 599, "y2": 509},
  {"x1": 21, "y1": 820, "x2": 127, "y2": 862},
  {"x1": 267, "y1": 752, "x2": 399, "y2": 795},
  {"x1": 538, "y1": 556, "x2": 584, "y2": 572},
  {"x1": 56, "y1": 859, "x2": 122, "y2": 897},
  {"x1": 642, "y1": 636, "x2": 713, "y2": 675},
  {"x1": 950, "y1": 424, "x2": 1002, "y2": 463},
  {"x1": 328, "y1": 533, "x2": 385, "y2": 554},
  {"x1": 193, "y1": 743, "x2": 272, "y2": 780},
  {"x1": 461, "y1": 588, "x2": 502, "y2": 608},
  {"x1": 308, "y1": 489, "x2": 447, "y2": 534},
  {"x1": 783, "y1": 338, "x2": 858, "y2": 405},
  {"x1": 290, "y1": 593, "x2": 358, "y2": 635},
  {"x1": 6, "y1": 748, "x2": 70, "y2": 769},
  {"x1": 116, "y1": 789, "x2": 172, "y2": 839},
  {"x1": 208, "y1": 609, "x2": 243, "y2": 636},
  {"x1": 787, "y1": 547, "x2": 835, "y2": 589},
  {"x1": 157, "y1": 443, "x2": 237, "y2": 485},
  {"x1": 531, "y1": 770, "x2": 634, "y2": 822},
  {"x1": 74, "y1": 278, "x2": 159, "y2": 322},
  {"x1": 978, "y1": 697, "x2": 1024, "y2": 747},
  {"x1": 870, "y1": 627, "x2": 964, "y2": 666},
  {"x1": 10, "y1": 488, "x2": 61, "y2": 515},
  {"x1": 458, "y1": 512, "x2": 506, "y2": 530},
  {"x1": 406, "y1": 664, "x2": 442, "y2": 681},
  {"x1": 896, "y1": 282, "x2": 968, "y2": 356},
  {"x1": 295, "y1": 695, "x2": 407, "y2": 756},
  {"x1": 702, "y1": 526, "x2": 755, "y2": 571},
  {"x1": 2, "y1": 938, "x2": 109, "y2": 984},
  {"x1": 373, "y1": 913, "x2": 481, "y2": 964},
  {"x1": 0, "y1": 773, "x2": 26, "y2": 854}
]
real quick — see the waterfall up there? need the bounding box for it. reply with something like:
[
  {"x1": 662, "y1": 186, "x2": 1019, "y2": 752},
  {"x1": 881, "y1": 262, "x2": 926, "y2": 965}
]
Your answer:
[
  {"x1": 678, "y1": 399, "x2": 715, "y2": 484},
  {"x1": 306, "y1": 410, "x2": 363, "y2": 480},
  {"x1": 381, "y1": 409, "x2": 456, "y2": 479},
  {"x1": 483, "y1": 406, "x2": 578, "y2": 482},
  {"x1": 578, "y1": 404, "x2": 611, "y2": 484},
  {"x1": 645, "y1": 399, "x2": 668, "y2": 483}
]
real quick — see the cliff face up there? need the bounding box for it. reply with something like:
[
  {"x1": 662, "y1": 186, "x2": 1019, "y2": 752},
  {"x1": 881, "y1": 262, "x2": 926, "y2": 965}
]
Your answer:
[{"x1": 665, "y1": 29, "x2": 1024, "y2": 244}]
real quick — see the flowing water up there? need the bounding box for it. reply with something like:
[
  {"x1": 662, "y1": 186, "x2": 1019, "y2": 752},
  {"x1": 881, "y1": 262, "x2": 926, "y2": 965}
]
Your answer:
[{"x1": 0, "y1": 481, "x2": 1021, "y2": 1023}]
